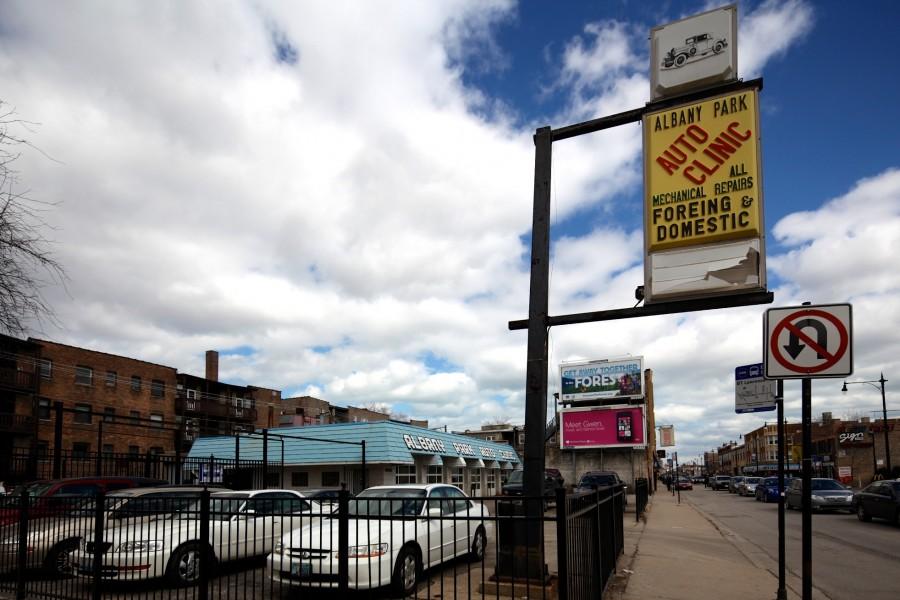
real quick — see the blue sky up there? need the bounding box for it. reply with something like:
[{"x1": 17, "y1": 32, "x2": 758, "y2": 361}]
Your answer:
[{"x1": 1, "y1": 0, "x2": 898, "y2": 466}]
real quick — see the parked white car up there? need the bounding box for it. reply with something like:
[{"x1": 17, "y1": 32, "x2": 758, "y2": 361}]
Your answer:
[
  {"x1": 0, "y1": 486, "x2": 208, "y2": 575},
  {"x1": 268, "y1": 484, "x2": 490, "y2": 596},
  {"x1": 71, "y1": 489, "x2": 321, "y2": 585}
]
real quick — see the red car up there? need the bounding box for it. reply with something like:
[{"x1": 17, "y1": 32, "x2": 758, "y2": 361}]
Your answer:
[
  {"x1": 0, "y1": 476, "x2": 166, "y2": 525},
  {"x1": 675, "y1": 477, "x2": 693, "y2": 491}
]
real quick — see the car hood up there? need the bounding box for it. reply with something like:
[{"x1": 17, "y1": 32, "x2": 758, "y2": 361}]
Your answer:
[
  {"x1": 281, "y1": 517, "x2": 433, "y2": 550},
  {"x1": 813, "y1": 490, "x2": 852, "y2": 497}
]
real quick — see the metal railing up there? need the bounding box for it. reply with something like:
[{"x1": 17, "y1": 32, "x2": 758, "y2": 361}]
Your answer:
[{"x1": 0, "y1": 486, "x2": 625, "y2": 600}]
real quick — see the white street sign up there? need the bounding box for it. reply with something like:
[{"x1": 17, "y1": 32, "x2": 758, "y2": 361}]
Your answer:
[
  {"x1": 735, "y1": 362, "x2": 776, "y2": 413},
  {"x1": 764, "y1": 304, "x2": 853, "y2": 379}
]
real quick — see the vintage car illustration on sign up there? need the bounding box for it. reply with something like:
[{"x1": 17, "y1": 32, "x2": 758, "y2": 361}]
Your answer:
[{"x1": 662, "y1": 33, "x2": 728, "y2": 68}]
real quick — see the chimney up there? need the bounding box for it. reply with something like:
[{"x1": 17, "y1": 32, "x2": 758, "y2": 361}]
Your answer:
[
  {"x1": 822, "y1": 411, "x2": 833, "y2": 424},
  {"x1": 206, "y1": 350, "x2": 219, "y2": 382}
]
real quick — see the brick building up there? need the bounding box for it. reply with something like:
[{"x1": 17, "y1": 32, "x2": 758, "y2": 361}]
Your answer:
[
  {"x1": 278, "y1": 396, "x2": 427, "y2": 429},
  {"x1": 0, "y1": 334, "x2": 41, "y2": 458},
  {"x1": 31, "y1": 339, "x2": 179, "y2": 457},
  {"x1": 175, "y1": 351, "x2": 283, "y2": 453}
]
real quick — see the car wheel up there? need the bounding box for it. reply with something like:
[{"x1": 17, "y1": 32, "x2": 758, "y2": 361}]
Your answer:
[
  {"x1": 856, "y1": 504, "x2": 871, "y2": 522},
  {"x1": 714, "y1": 42, "x2": 724, "y2": 53},
  {"x1": 469, "y1": 526, "x2": 487, "y2": 562},
  {"x1": 166, "y1": 542, "x2": 213, "y2": 587},
  {"x1": 675, "y1": 54, "x2": 687, "y2": 67},
  {"x1": 392, "y1": 545, "x2": 420, "y2": 596},
  {"x1": 45, "y1": 538, "x2": 79, "y2": 576}
]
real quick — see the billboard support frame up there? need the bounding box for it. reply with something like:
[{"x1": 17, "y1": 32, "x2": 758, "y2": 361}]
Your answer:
[{"x1": 509, "y1": 75, "x2": 772, "y2": 585}]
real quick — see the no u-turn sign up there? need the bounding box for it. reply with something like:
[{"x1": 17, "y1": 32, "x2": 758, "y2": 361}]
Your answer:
[{"x1": 764, "y1": 304, "x2": 853, "y2": 379}]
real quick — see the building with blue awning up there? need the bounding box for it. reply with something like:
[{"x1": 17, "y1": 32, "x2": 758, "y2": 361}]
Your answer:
[{"x1": 186, "y1": 420, "x2": 521, "y2": 495}]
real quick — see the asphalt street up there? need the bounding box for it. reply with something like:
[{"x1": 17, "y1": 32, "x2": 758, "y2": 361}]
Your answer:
[{"x1": 684, "y1": 485, "x2": 900, "y2": 600}]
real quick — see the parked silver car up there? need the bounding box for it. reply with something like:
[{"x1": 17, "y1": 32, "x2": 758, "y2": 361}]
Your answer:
[{"x1": 738, "y1": 477, "x2": 763, "y2": 497}]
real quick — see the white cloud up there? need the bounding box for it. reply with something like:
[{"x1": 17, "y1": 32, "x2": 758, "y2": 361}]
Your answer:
[{"x1": 740, "y1": 0, "x2": 815, "y2": 77}]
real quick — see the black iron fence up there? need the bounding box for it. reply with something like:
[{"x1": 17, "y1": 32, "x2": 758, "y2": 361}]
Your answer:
[
  {"x1": 633, "y1": 478, "x2": 650, "y2": 522},
  {"x1": 0, "y1": 485, "x2": 625, "y2": 600}
]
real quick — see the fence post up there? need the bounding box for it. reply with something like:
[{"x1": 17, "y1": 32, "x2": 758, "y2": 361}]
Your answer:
[
  {"x1": 174, "y1": 428, "x2": 183, "y2": 484},
  {"x1": 338, "y1": 484, "x2": 349, "y2": 592},
  {"x1": 15, "y1": 490, "x2": 29, "y2": 600},
  {"x1": 91, "y1": 490, "x2": 105, "y2": 600},
  {"x1": 95, "y1": 420, "x2": 104, "y2": 476},
  {"x1": 52, "y1": 401, "x2": 63, "y2": 479},
  {"x1": 555, "y1": 486, "x2": 568, "y2": 600},
  {"x1": 198, "y1": 488, "x2": 211, "y2": 600},
  {"x1": 262, "y1": 429, "x2": 269, "y2": 489}
]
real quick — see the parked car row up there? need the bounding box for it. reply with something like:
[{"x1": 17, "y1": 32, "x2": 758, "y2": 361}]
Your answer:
[
  {"x1": 0, "y1": 477, "x2": 490, "y2": 595},
  {"x1": 710, "y1": 474, "x2": 900, "y2": 524}
]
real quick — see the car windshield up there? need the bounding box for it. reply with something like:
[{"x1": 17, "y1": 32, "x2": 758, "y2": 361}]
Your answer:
[
  {"x1": 763, "y1": 478, "x2": 778, "y2": 486},
  {"x1": 746, "y1": 478, "x2": 762, "y2": 484},
  {"x1": 348, "y1": 489, "x2": 427, "y2": 517},
  {"x1": 811, "y1": 480, "x2": 846, "y2": 491},
  {"x1": 13, "y1": 482, "x2": 54, "y2": 497},
  {"x1": 579, "y1": 474, "x2": 618, "y2": 487},
  {"x1": 506, "y1": 471, "x2": 523, "y2": 484},
  {"x1": 175, "y1": 493, "x2": 250, "y2": 521}
]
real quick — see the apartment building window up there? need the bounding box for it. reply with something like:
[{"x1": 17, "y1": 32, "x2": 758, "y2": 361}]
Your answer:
[
  {"x1": 72, "y1": 442, "x2": 90, "y2": 458},
  {"x1": 395, "y1": 465, "x2": 416, "y2": 485},
  {"x1": 131, "y1": 376, "x2": 142, "y2": 392},
  {"x1": 151, "y1": 379, "x2": 165, "y2": 398},
  {"x1": 149, "y1": 447, "x2": 163, "y2": 455},
  {"x1": 322, "y1": 471, "x2": 340, "y2": 487},
  {"x1": 38, "y1": 399, "x2": 51, "y2": 420},
  {"x1": 291, "y1": 472, "x2": 309, "y2": 487},
  {"x1": 102, "y1": 444, "x2": 114, "y2": 455},
  {"x1": 39, "y1": 359, "x2": 52, "y2": 379},
  {"x1": 36, "y1": 441, "x2": 49, "y2": 457},
  {"x1": 103, "y1": 407, "x2": 116, "y2": 423},
  {"x1": 105, "y1": 371, "x2": 117, "y2": 387},
  {"x1": 129, "y1": 410, "x2": 140, "y2": 425},
  {"x1": 427, "y1": 465, "x2": 443, "y2": 483},
  {"x1": 150, "y1": 413, "x2": 163, "y2": 428},
  {"x1": 74, "y1": 404, "x2": 92, "y2": 424},
  {"x1": 75, "y1": 366, "x2": 93, "y2": 386},
  {"x1": 128, "y1": 445, "x2": 140, "y2": 456}
]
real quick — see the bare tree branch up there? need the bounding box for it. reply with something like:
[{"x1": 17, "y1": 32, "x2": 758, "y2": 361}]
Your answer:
[{"x1": 0, "y1": 101, "x2": 67, "y2": 336}]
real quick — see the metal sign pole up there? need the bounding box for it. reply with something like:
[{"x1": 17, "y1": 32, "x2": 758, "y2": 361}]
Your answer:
[
  {"x1": 776, "y1": 379, "x2": 787, "y2": 600},
  {"x1": 801, "y1": 377, "x2": 812, "y2": 600}
]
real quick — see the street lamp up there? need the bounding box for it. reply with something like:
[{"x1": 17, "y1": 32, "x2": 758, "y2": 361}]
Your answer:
[{"x1": 842, "y1": 373, "x2": 890, "y2": 474}]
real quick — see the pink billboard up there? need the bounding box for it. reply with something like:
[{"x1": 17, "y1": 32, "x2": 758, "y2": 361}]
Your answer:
[{"x1": 559, "y1": 405, "x2": 647, "y2": 449}]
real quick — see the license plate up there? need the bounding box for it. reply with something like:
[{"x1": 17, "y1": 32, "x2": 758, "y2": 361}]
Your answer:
[{"x1": 290, "y1": 563, "x2": 311, "y2": 577}]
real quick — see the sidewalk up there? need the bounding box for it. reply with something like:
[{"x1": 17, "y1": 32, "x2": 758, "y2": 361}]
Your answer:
[{"x1": 609, "y1": 488, "x2": 802, "y2": 600}]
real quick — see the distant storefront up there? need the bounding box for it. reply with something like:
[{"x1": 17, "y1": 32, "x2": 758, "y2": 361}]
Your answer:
[{"x1": 187, "y1": 420, "x2": 521, "y2": 495}]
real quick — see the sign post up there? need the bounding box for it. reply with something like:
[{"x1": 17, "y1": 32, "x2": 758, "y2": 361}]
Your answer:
[{"x1": 765, "y1": 303, "x2": 853, "y2": 600}]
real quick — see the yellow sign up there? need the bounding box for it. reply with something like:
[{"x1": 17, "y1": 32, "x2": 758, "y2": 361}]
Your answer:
[{"x1": 644, "y1": 89, "x2": 762, "y2": 252}]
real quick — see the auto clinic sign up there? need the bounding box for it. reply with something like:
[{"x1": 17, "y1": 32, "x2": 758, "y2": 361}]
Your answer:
[
  {"x1": 644, "y1": 89, "x2": 762, "y2": 252},
  {"x1": 560, "y1": 357, "x2": 643, "y2": 402},
  {"x1": 642, "y1": 85, "x2": 766, "y2": 303},
  {"x1": 559, "y1": 405, "x2": 647, "y2": 449}
]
